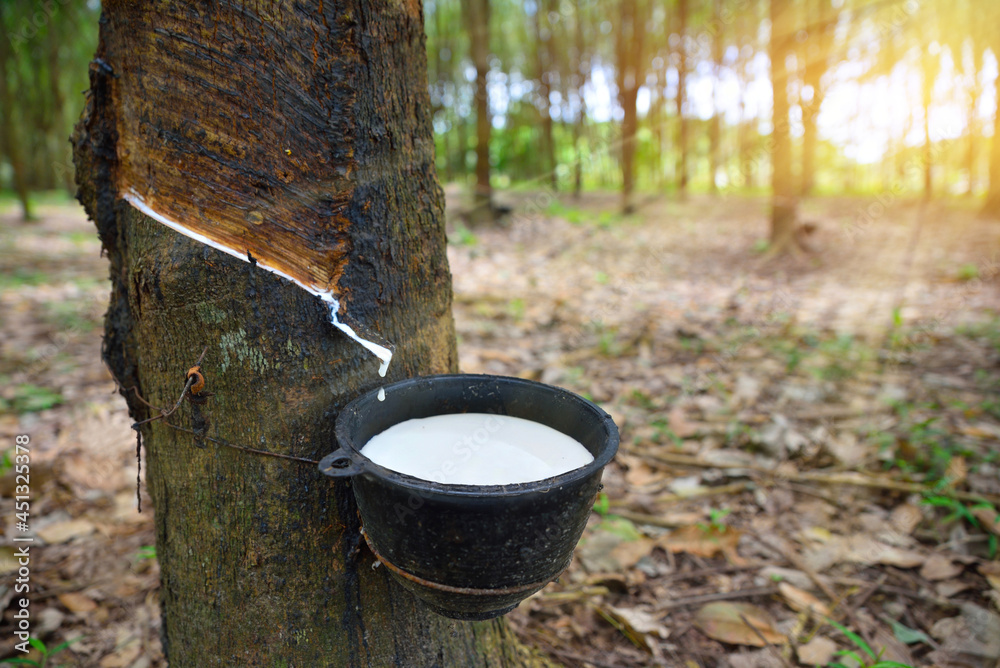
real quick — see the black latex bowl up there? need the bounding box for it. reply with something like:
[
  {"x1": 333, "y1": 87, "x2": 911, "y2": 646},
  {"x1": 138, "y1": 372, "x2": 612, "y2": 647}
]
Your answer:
[{"x1": 318, "y1": 374, "x2": 619, "y2": 620}]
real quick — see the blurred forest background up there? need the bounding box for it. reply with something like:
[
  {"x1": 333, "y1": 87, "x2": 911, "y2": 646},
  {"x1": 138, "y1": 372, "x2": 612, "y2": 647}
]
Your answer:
[
  {"x1": 2, "y1": 1, "x2": 1000, "y2": 666},
  {"x1": 5, "y1": 0, "x2": 1000, "y2": 234}
]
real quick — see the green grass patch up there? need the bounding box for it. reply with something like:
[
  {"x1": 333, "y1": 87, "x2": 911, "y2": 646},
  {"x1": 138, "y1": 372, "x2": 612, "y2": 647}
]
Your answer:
[
  {"x1": 0, "y1": 268, "x2": 54, "y2": 290},
  {"x1": 0, "y1": 385, "x2": 64, "y2": 415}
]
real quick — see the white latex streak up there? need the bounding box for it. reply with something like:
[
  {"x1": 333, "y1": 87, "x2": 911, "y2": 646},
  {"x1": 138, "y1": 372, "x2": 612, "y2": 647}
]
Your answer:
[{"x1": 124, "y1": 190, "x2": 393, "y2": 374}]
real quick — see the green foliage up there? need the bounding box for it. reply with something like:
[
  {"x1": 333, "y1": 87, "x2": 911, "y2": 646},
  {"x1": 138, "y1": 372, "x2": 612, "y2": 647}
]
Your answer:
[
  {"x1": 878, "y1": 400, "x2": 977, "y2": 481},
  {"x1": 0, "y1": 0, "x2": 101, "y2": 198},
  {"x1": 697, "y1": 508, "x2": 731, "y2": 534},
  {"x1": 136, "y1": 545, "x2": 157, "y2": 560},
  {"x1": 825, "y1": 618, "x2": 915, "y2": 668},
  {"x1": 592, "y1": 515, "x2": 642, "y2": 541},
  {"x1": 596, "y1": 325, "x2": 622, "y2": 357},
  {"x1": 546, "y1": 200, "x2": 590, "y2": 225},
  {"x1": 650, "y1": 418, "x2": 683, "y2": 447},
  {"x1": 882, "y1": 617, "x2": 931, "y2": 646},
  {"x1": 43, "y1": 300, "x2": 99, "y2": 334},
  {"x1": 592, "y1": 492, "x2": 610, "y2": 516},
  {"x1": 0, "y1": 634, "x2": 81, "y2": 667},
  {"x1": 0, "y1": 268, "x2": 53, "y2": 290},
  {"x1": 922, "y1": 492, "x2": 999, "y2": 557},
  {"x1": 0, "y1": 385, "x2": 64, "y2": 415},
  {"x1": 447, "y1": 221, "x2": 478, "y2": 247},
  {"x1": 628, "y1": 389, "x2": 656, "y2": 410},
  {"x1": 956, "y1": 317, "x2": 1000, "y2": 356},
  {"x1": 956, "y1": 263, "x2": 980, "y2": 281},
  {"x1": 506, "y1": 297, "x2": 525, "y2": 321}
]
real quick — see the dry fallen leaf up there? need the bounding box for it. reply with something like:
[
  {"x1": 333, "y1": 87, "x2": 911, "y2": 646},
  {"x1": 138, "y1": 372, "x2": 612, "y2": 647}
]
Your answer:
[
  {"x1": 936, "y1": 580, "x2": 971, "y2": 598},
  {"x1": 610, "y1": 537, "x2": 658, "y2": 570},
  {"x1": 920, "y1": 553, "x2": 963, "y2": 581},
  {"x1": 668, "y1": 406, "x2": 698, "y2": 438},
  {"x1": 693, "y1": 602, "x2": 787, "y2": 647},
  {"x1": 99, "y1": 639, "x2": 142, "y2": 668},
  {"x1": 778, "y1": 582, "x2": 831, "y2": 618},
  {"x1": 972, "y1": 506, "x2": 1000, "y2": 537},
  {"x1": 36, "y1": 519, "x2": 95, "y2": 544},
  {"x1": 58, "y1": 592, "x2": 97, "y2": 614},
  {"x1": 945, "y1": 456, "x2": 968, "y2": 487},
  {"x1": 601, "y1": 604, "x2": 669, "y2": 650},
  {"x1": 624, "y1": 462, "x2": 662, "y2": 488},
  {"x1": 661, "y1": 525, "x2": 747, "y2": 565},
  {"x1": 869, "y1": 543, "x2": 925, "y2": 568},
  {"x1": 797, "y1": 636, "x2": 839, "y2": 665},
  {"x1": 0, "y1": 546, "x2": 21, "y2": 576},
  {"x1": 890, "y1": 503, "x2": 923, "y2": 536}
]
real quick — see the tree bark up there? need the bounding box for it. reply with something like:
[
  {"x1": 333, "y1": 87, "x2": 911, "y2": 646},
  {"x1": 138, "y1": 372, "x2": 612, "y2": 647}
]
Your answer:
[
  {"x1": 535, "y1": 0, "x2": 557, "y2": 190},
  {"x1": 709, "y1": 0, "x2": 723, "y2": 194},
  {"x1": 465, "y1": 0, "x2": 493, "y2": 223},
  {"x1": 922, "y1": 51, "x2": 936, "y2": 202},
  {"x1": 769, "y1": 0, "x2": 797, "y2": 251},
  {"x1": 799, "y1": 0, "x2": 832, "y2": 197},
  {"x1": 72, "y1": 2, "x2": 541, "y2": 665},
  {"x1": 0, "y1": 5, "x2": 34, "y2": 221},
  {"x1": 572, "y1": 0, "x2": 589, "y2": 199},
  {"x1": 676, "y1": 0, "x2": 689, "y2": 196},
  {"x1": 964, "y1": 43, "x2": 983, "y2": 196},
  {"x1": 983, "y1": 61, "x2": 1000, "y2": 218},
  {"x1": 618, "y1": 0, "x2": 642, "y2": 213}
]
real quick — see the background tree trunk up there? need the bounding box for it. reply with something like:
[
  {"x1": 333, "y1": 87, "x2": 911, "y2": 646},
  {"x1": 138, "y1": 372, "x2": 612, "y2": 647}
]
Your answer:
[
  {"x1": 572, "y1": 0, "x2": 590, "y2": 199},
  {"x1": 799, "y1": 0, "x2": 832, "y2": 197},
  {"x1": 466, "y1": 0, "x2": 494, "y2": 223},
  {"x1": 675, "y1": 0, "x2": 689, "y2": 196},
  {"x1": 982, "y1": 62, "x2": 1000, "y2": 218},
  {"x1": 535, "y1": 0, "x2": 557, "y2": 189},
  {"x1": 73, "y1": 2, "x2": 540, "y2": 665},
  {"x1": 709, "y1": 0, "x2": 723, "y2": 194},
  {"x1": 770, "y1": 0, "x2": 798, "y2": 250},
  {"x1": 0, "y1": 5, "x2": 34, "y2": 222},
  {"x1": 618, "y1": 0, "x2": 642, "y2": 213},
  {"x1": 922, "y1": 49, "x2": 938, "y2": 202}
]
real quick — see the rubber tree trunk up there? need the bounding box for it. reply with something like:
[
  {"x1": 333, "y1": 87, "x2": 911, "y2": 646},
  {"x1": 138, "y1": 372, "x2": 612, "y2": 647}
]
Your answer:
[
  {"x1": 983, "y1": 60, "x2": 1000, "y2": 218},
  {"x1": 72, "y1": 2, "x2": 539, "y2": 665},
  {"x1": 572, "y1": 0, "x2": 589, "y2": 199},
  {"x1": 535, "y1": 0, "x2": 557, "y2": 190},
  {"x1": 922, "y1": 49, "x2": 937, "y2": 202},
  {"x1": 0, "y1": 5, "x2": 34, "y2": 222},
  {"x1": 769, "y1": 0, "x2": 797, "y2": 251},
  {"x1": 617, "y1": 0, "x2": 641, "y2": 213},
  {"x1": 964, "y1": 45, "x2": 983, "y2": 197},
  {"x1": 799, "y1": 0, "x2": 832, "y2": 197},
  {"x1": 675, "y1": 0, "x2": 689, "y2": 196},
  {"x1": 709, "y1": 0, "x2": 723, "y2": 194},
  {"x1": 465, "y1": 0, "x2": 493, "y2": 224}
]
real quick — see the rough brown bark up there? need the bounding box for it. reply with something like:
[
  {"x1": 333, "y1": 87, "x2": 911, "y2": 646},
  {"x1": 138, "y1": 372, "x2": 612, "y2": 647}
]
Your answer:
[
  {"x1": 72, "y1": 2, "x2": 541, "y2": 665},
  {"x1": 769, "y1": 0, "x2": 797, "y2": 251},
  {"x1": 465, "y1": 0, "x2": 493, "y2": 223}
]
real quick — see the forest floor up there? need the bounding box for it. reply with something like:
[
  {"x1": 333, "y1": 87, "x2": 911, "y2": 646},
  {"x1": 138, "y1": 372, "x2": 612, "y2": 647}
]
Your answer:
[{"x1": 0, "y1": 191, "x2": 999, "y2": 667}]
